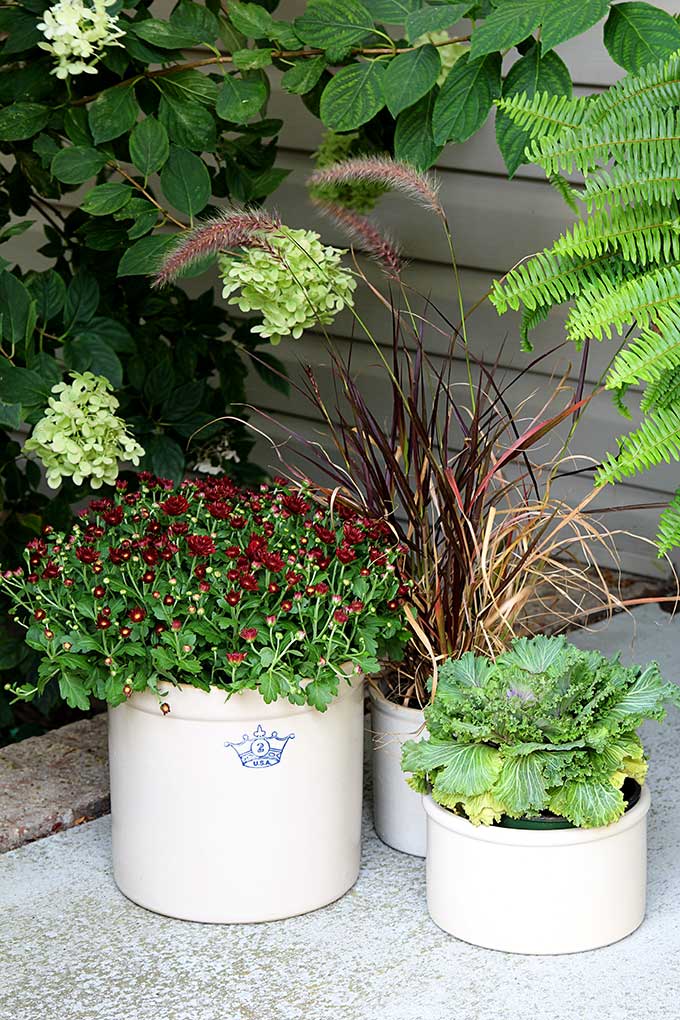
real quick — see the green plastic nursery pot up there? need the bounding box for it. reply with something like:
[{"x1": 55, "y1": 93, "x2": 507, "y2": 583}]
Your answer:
[{"x1": 423, "y1": 782, "x2": 651, "y2": 954}]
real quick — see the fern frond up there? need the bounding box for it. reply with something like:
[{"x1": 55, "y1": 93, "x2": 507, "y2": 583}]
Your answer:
[
  {"x1": 500, "y1": 57, "x2": 680, "y2": 551},
  {"x1": 527, "y1": 108, "x2": 680, "y2": 177},
  {"x1": 547, "y1": 173, "x2": 580, "y2": 212},
  {"x1": 490, "y1": 251, "x2": 616, "y2": 315},
  {"x1": 582, "y1": 164, "x2": 680, "y2": 211},
  {"x1": 520, "y1": 303, "x2": 551, "y2": 345},
  {"x1": 566, "y1": 265, "x2": 680, "y2": 342},
  {"x1": 641, "y1": 364, "x2": 680, "y2": 412},
  {"x1": 611, "y1": 384, "x2": 633, "y2": 419},
  {"x1": 551, "y1": 203, "x2": 680, "y2": 266},
  {"x1": 495, "y1": 92, "x2": 589, "y2": 146},
  {"x1": 586, "y1": 50, "x2": 680, "y2": 127},
  {"x1": 608, "y1": 306, "x2": 680, "y2": 389},
  {"x1": 657, "y1": 488, "x2": 680, "y2": 556},
  {"x1": 595, "y1": 406, "x2": 680, "y2": 485}
]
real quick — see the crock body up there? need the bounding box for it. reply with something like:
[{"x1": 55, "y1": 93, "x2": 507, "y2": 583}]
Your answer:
[
  {"x1": 369, "y1": 685, "x2": 427, "y2": 857},
  {"x1": 424, "y1": 788, "x2": 650, "y2": 954},
  {"x1": 108, "y1": 676, "x2": 364, "y2": 923}
]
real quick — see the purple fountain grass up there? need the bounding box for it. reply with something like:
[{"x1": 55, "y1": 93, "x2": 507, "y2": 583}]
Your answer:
[
  {"x1": 310, "y1": 196, "x2": 404, "y2": 276},
  {"x1": 153, "y1": 207, "x2": 281, "y2": 288},
  {"x1": 307, "y1": 157, "x2": 443, "y2": 217}
]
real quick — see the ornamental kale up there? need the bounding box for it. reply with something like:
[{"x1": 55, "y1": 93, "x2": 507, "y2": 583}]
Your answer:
[
  {"x1": 402, "y1": 635, "x2": 680, "y2": 828},
  {"x1": 1, "y1": 475, "x2": 409, "y2": 713}
]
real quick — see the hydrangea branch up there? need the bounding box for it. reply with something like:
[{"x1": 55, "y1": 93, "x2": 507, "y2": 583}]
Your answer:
[
  {"x1": 113, "y1": 163, "x2": 186, "y2": 231},
  {"x1": 71, "y1": 36, "x2": 472, "y2": 107}
]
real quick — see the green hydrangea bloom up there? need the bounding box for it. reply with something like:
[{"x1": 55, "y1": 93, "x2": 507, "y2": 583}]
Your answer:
[
  {"x1": 415, "y1": 33, "x2": 467, "y2": 86},
  {"x1": 23, "y1": 372, "x2": 144, "y2": 489},
  {"x1": 310, "y1": 130, "x2": 388, "y2": 213},
  {"x1": 218, "y1": 227, "x2": 356, "y2": 345}
]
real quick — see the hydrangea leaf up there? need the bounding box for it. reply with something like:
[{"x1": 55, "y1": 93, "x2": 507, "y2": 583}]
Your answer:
[
  {"x1": 604, "y1": 1, "x2": 680, "y2": 72},
  {"x1": 160, "y1": 147, "x2": 211, "y2": 217},
  {"x1": 117, "y1": 235, "x2": 177, "y2": 277},
  {"x1": 281, "y1": 56, "x2": 327, "y2": 95},
  {"x1": 541, "y1": 0, "x2": 611, "y2": 54},
  {"x1": 129, "y1": 117, "x2": 170, "y2": 176},
  {"x1": 405, "y1": 4, "x2": 472, "y2": 43},
  {"x1": 216, "y1": 75, "x2": 268, "y2": 123},
  {"x1": 0, "y1": 102, "x2": 49, "y2": 141},
  {"x1": 64, "y1": 271, "x2": 99, "y2": 331},
  {"x1": 232, "y1": 48, "x2": 273, "y2": 70},
  {"x1": 295, "y1": 0, "x2": 375, "y2": 52},
  {"x1": 170, "y1": 0, "x2": 220, "y2": 44},
  {"x1": 81, "y1": 182, "x2": 133, "y2": 216},
  {"x1": 383, "y1": 44, "x2": 441, "y2": 118},
  {"x1": 51, "y1": 146, "x2": 107, "y2": 185},
  {"x1": 394, "y1": 90, "x2": 443, "y2": 170},
  {"x1": 158, "y1": 93, "x2": 217, "y2": 152},
  {"x1": 363, "y1": 0, "x2": 421, "y2": 22},
  {"x1": 227, "y1": 0, "x2": 275, "y2": 38},
  {"x1": 63, "y1": 335, "x2": 124, "y2": 388},
  {"x1": 0, "y1": 272, "x2": 36, "y2": 345},
  {"x1": 470, "y1": 0, "x2": 545, "y2": 60},
  {"x1": 432, "y1": 52, "x2": 501, "y2": 144},
  {"x1": 320, "y1": 61, "x2": 387, "y2": 131},
  {"x1": 87, "y1": 84, "x2": 138, "y2": 145},
  {"x1": 129, "y1": 19, "x2": 198, "y2": 49}
]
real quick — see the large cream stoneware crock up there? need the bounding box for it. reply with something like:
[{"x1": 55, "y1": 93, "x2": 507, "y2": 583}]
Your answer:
[
  {"x1": 424, "y1": 786, "x2": 651, "y2": 954},
  {"x1": 369, "y1": 685, "x2": 427, "y2": 857},
  {"x1": 108, "y1": 675, "x2": 364, "y2": 923}
]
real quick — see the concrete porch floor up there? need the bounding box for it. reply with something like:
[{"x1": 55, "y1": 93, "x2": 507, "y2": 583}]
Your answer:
[{"x1": 1, "y1": 604, "x2": 680, "y2": 1020}]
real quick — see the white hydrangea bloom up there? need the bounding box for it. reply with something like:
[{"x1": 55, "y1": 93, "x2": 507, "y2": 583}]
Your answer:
[
  {"x1": 218, "y1": 227, "x2": 356, "y2": 345},
  {"x1": 415, "y1": 32, "x2": 468, "y2": 87},
  {"x1": 24, "y1": 372, "x2": 144, "y2": 489},
  {"x1": 37, "y1": 0, "x2": 125, "y2": 79},
  {"x1": 190, "y1": 432, "x2": 241, "y2": 475}
]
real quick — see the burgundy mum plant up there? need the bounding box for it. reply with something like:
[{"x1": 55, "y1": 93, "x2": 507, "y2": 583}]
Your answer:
[{"x1": 1, "y1": 475, "x2": 409, "y2": 713}]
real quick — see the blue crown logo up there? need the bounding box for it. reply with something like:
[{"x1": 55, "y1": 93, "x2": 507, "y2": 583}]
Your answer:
[{"x1": 224, "y1": 724, "x2": 295, "y2": 768}]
